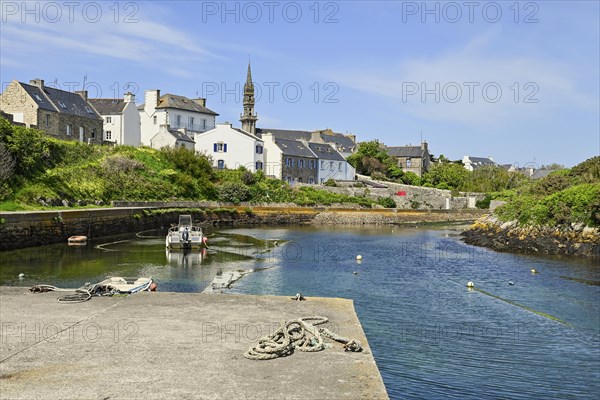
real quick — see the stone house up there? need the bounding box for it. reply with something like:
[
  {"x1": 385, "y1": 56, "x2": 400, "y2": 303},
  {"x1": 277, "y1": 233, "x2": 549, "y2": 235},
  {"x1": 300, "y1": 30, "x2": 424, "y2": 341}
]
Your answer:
[
  {"x1": 150, "y1": 124, "x2": 195, "y2": 151},
  {"x1": 386, "y1": 142, "x2": 431, "y2": 177},
  {"x1": 0, "y1": 79, "x2": 103, "y2": 144},
  {"x1": 195, "y1": 122, "x2": 264, "y2": 172},
  {"x1": 88, "y1": 93, "x2": 141, "y2": 146},
  {"x1": 262, "y1": 134, "x2": 318, "y2": 184},
  {"x1": 139, "y1": 90, "x2": 218, "y2": 148}
]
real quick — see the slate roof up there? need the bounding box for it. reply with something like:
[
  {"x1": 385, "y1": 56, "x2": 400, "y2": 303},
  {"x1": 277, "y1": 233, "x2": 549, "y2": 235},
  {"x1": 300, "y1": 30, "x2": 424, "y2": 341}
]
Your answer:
[
  {"x1": 531, "y1": 169, "x2": 554, "y2": 180},
  {"x1": 256, "y1": 127, "x2": 311, "y2": 140},
  {"x1": 256, "y1": 127, "x2": 356, "y2": 152},
  {"x1": 88, "y1": 99, "x2": 127, "y2": 115},
  {"x1": 155, "y1": 93, "x2": 218, "y2": 115},
  {"x1": 307, "y1": 142, "x2": 345, "y2": 161},
  {"x1": 386, "y1": 146, "x2": 425, "y2": 158},
  {"x1": 19, "y1": 82, "x2": 102, "y2": 119},
  {"x1": 233, "y1": 127, "x2": 263, "y2": 141},
  {"x1": 467, "y1": 156, "x2": 495, "y2": 164},
  {"x1": 167, "y1": 128, "x2": 195, "y2": 143},
  {"x1": 273, "y1": 138, "x2": 316, "y2": 158},
  {"x1": 318, "y1": 130, "x2": 356, "y2": 152}
]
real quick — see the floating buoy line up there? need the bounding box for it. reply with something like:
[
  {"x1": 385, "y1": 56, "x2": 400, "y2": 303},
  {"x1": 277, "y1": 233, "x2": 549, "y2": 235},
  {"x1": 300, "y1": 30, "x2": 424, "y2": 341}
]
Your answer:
[{"x1": 448, "y1": 278, "x2": 571, "y2": 326}]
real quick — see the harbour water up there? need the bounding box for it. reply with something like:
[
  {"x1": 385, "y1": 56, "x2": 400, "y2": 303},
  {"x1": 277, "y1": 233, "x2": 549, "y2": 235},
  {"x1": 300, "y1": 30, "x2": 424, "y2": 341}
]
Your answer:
[{"x1": 1, "y1": 226, "x2": 598, "y2": 399}]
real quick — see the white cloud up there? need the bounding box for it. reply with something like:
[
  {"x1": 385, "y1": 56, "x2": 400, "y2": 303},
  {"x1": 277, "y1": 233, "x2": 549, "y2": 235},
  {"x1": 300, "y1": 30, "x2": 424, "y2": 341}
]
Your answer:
[
  {"x1": 0, "y1": 3, "x2": 223, "y2": 76},
  {"x1": 335, "y1": 30, "x2": 593, "y2": 127}
]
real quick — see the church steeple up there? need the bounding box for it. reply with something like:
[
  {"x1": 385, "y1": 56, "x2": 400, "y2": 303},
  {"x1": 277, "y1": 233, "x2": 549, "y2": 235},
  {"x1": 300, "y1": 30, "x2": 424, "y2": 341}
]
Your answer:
[{"x1": 240, "y1": 61, "x2": 257, "y2": 135}]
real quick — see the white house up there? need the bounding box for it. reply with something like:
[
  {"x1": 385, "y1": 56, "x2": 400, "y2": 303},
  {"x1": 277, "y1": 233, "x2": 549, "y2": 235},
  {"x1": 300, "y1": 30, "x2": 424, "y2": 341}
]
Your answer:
[
  {"x1": 88, "y1": 93, "x2": 140, "y2": 146},
  {"x1": 307, "y1": 142, "x2": 355, "y2": 183},
  {"x1": 150, "y1": 124, "x2": 195, "y2": 150},
  {"x1": 195, "y1": 123, "x2": 264, "y2": 172},
  {"x1": 139, "y1": 90, "x2": 218, "y2": 148},
  {"x1": 462, "y1": 156, "x2": 495, "y2": 171}
]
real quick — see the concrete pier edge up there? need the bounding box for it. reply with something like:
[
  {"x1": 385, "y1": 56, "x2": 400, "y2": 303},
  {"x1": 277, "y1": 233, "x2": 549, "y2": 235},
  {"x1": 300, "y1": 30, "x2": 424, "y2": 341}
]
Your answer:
[{"x1": 0, "y1": 287, "x2": 389, "y2": 399}]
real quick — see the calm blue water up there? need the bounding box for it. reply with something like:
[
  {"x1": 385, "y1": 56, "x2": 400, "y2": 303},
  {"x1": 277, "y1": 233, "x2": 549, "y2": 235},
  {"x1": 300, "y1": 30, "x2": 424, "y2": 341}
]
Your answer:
[{"x1": 1, "y1": 226, "x2": 599, "y2": 399}]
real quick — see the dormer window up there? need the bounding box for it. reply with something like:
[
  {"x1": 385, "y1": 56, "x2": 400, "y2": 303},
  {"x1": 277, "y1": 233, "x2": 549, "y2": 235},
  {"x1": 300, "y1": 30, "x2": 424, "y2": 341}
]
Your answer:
[
  {"x1": 85, "y1": 106, "x2": 93, "y2": 114},
  {"x1": 58, "y1": 100, "x2": 67, "y2": 109},
  {"x1": 34, "y1": 94, "x2": 43, "y2": 102}
]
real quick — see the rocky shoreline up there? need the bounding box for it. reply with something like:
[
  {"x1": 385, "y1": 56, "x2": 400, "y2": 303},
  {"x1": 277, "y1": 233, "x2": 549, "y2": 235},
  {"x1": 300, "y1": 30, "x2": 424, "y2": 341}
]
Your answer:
[{"x1": 461, "y1": 215, "x2": 600, "y2": 258}]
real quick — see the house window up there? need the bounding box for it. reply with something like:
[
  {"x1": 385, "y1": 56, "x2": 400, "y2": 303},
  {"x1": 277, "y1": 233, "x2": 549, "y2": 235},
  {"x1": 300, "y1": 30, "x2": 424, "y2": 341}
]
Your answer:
[
  {"x1": 339, "y1": 162, "x2": 342, "y2": 171},
  {"x1": 406, "y1": 159, "x2": 412, "y2": 167},
  {"x1": 58, "y1": 100, "x2": 67, "y2": 109},
  {"x1": 217, "y1": 160, "x2": 225, "y2": 169},
  {"x1": 85, "y1": 106, "x2": 93, "y2": 114},
  {"x1": 176, "y1": 114, "x2": 181, "y2": 126},
  {"x1": 106, "y1": 131, "x2": 112, "y2": 140},
  {"x1": 298, "y1": 177, "x2": 303, "y2": 183},
  {"x1": 214, "y1": 142, "x2": 227, "y2": 152},
  {"x1": 66, "y1": 124, "x2": 72, "y2": 135},
  {"x1": 286, "y1": 158, "x2": 292, "y2": 167},
  {"x1": 329, "y1": 162, "x2": 334, "y2": 171},
  {"x1": 255, "y1": 161, "x2": 263, "y2": 171},
  {"x1": 286, "y1": 176, "x2": 292, "y2": 183},
  {"x1": 202, "y1": 119, "x2": 207, "y2": 130},
  {"x1": 309, "y1": 177, "x2": 315, "y2": 184},
  {"x1": 45, "y1": 114, "x2": 50, "y2": 127},
  {"x1": 153, "y1": 116, "x2": 157, "y2": 125},
  {"x1": 106, "y1": 116, "x2": 112, "y2": 123},
  {"x1": 299, "y1": 159, "x2": 304, "y2": 168},
  {"x1": 321, "y1": 161, "x2": 325, "y2": 170},
  {"x1": 189, "y1": 116, "x2": 194, "y2": 126},
  {"x1": 91, "y1": 129, "x2": 96, "y2": 139},
  {"x1": 256, "y1": 145, "x2": 263, "y2": 154},
  {"x1": 34, "y1": 93, "x2": 43, "y2": 102}
]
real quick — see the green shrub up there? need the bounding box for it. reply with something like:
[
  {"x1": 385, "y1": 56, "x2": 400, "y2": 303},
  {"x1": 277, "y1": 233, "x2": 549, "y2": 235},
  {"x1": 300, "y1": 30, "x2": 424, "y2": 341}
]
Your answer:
[
  {"x1": 402, "y1": 171, "x2": 421, "y2": 186},
  {"x1": 217, "y1": 182, "x2": 251, "y2": 204},
  {"x1": 476, "y1": 194, "x2": 492, "y2": 209},
  {"x1": 323, "y1": 179, "x2": 337, "y2": 187},
  {"x1": 377, "y1": 196, "x2": 396, "y2": 208}
]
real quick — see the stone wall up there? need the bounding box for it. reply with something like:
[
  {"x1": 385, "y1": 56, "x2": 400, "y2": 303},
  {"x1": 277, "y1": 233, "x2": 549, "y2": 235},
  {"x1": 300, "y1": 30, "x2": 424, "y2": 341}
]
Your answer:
[
  {"x1": 305, "y1": 181, "x2": 485, "y2": 210},
  {"x1": 0, "y1": 207, "x2": 313, "y2": 251},
  {"x1": 0, "y1": 206, "x2": 487, "y2": 251}
]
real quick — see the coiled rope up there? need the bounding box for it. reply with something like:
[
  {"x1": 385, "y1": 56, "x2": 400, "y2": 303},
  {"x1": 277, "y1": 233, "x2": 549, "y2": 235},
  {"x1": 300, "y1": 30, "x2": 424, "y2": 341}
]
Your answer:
[
  {"x1": 29, "y1": 283, "x2": 118, "y2": 303},
  {"x1": 244, "y1": 316, "x2": 362, "y2": 360}
]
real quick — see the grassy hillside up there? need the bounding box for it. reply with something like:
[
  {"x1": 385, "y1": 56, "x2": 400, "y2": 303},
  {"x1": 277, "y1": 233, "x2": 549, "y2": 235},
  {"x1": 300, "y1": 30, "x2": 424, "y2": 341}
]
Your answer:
[
  {"x1": 494, "y1": 157, "x2": 600, "y2": 227},
  {"x1": 0, "y1": 118, "x2": 378, "y2": 210}
]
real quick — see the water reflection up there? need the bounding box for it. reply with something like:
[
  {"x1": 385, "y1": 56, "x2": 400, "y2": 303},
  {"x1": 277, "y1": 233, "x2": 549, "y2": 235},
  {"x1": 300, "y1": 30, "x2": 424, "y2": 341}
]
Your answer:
[{"x1": 165, "y1": 248, "x2": 207, "y2": 268}]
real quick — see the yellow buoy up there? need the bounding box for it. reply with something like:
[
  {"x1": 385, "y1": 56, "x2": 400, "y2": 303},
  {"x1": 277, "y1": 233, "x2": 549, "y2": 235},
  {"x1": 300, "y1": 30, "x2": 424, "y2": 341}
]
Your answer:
[
  {"x1": 356, "y1": 255, "x2": 362, "y2": 260},
  {"x1": 531, "y1": 268, "x2": 538, "y2": 274},
  {"x1": 466, "y1": 281, "x2": 474, "y2": 288}
]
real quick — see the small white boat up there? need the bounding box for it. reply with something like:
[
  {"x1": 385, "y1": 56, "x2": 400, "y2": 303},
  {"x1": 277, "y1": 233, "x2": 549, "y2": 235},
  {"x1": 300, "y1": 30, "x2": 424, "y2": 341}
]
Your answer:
[
  {"x1": 94, "y1": 277, "x2": 154, "y2": 294},
  {"x1": 166, "y1": 215, "x2": 205, "y2": 250}
]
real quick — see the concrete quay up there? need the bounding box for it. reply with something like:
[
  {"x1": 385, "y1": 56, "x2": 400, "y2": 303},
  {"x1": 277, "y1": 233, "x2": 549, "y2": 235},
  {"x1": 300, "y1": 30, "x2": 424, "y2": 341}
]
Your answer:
[{"x1": 0, "y1": 287, "x2": 388, "y2": 399}]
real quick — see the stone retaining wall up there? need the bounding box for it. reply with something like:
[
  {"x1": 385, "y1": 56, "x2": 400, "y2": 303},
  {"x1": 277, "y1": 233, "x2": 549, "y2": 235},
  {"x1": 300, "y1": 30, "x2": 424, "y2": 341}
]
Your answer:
[
  {"x1": 303, "y1": 180, "x2": 485, "y2": 210},
  {"x1": 0, "y1": 206, "x2": 486, "y2": 251}
]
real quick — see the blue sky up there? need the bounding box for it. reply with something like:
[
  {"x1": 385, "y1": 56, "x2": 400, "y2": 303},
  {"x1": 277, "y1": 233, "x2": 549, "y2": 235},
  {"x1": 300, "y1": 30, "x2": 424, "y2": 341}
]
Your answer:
[{"x1": 1, "y1": 0, "x2": 598, "y2": 167}]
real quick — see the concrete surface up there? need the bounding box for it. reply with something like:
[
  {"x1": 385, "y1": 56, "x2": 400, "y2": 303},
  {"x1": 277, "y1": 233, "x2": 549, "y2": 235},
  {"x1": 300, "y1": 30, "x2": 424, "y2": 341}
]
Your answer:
[{"x1": 0, "y1": 287, "x2": 388, "y2": 399}]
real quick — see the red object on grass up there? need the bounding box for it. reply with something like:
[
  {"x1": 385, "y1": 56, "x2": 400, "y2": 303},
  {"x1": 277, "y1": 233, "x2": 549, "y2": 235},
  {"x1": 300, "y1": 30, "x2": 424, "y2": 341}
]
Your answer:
[{"x1": 396, "y1": 191, "x2": 407, "y2": 196}]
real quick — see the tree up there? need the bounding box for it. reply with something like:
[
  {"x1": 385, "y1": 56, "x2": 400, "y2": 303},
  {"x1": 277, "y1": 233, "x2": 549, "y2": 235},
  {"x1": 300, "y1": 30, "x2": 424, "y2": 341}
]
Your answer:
[
  {"x1": 422, "y1": 162, "x2": 469, "y2": 190},
  {"x1": 541, "y1": 163, "x2": 566, "y2": 170},
  {"x1": 347, "y1": 140, "x2": 395, "y2": 177}
]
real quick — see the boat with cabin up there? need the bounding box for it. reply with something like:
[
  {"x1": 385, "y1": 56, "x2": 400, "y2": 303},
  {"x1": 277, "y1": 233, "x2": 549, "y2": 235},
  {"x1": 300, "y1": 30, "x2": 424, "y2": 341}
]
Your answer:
[{"x1": 166, "y1": 215, "x2": 205, "y2": 250}]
